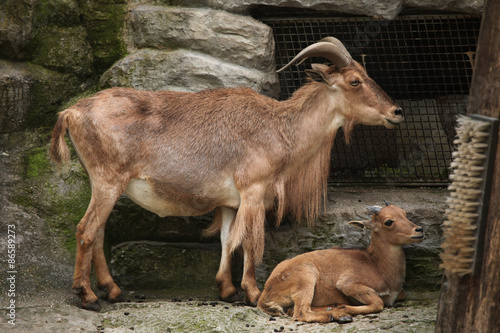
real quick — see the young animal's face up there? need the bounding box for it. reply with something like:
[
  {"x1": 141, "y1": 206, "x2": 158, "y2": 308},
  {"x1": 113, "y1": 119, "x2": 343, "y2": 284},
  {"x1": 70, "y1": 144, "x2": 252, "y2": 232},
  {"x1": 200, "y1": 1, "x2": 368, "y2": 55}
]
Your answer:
[
  {"x1": 349, "y1": 204, "x2": 424, "y2": 246},
  {"x1": 373, "y1": 205, "x2": 424, "y2": 245}
]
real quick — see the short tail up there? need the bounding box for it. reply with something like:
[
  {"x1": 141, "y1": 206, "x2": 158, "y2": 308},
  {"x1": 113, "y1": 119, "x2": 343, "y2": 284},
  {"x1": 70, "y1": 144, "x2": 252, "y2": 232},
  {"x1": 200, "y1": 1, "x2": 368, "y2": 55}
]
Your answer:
[{"x1": 50, "y1": 109, "x2": 71, "y2": 169}]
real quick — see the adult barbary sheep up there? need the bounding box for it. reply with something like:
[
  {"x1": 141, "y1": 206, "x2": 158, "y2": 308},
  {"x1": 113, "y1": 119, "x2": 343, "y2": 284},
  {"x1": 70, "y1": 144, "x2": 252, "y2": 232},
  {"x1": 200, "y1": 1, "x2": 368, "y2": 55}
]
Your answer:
[
  {"x1": 257, "y1": 203, "x2": 424, "y2": 323},
  {"x1": 50, "y1": 37, "x2": 403, "y2": 311}
]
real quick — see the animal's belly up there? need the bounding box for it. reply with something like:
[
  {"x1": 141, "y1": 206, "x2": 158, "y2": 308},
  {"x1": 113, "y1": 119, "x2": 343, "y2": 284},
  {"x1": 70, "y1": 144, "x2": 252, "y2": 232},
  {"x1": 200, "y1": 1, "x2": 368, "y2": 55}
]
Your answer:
[{"x1": 124, "y1": 178, "x2": 240, "y2": 217}]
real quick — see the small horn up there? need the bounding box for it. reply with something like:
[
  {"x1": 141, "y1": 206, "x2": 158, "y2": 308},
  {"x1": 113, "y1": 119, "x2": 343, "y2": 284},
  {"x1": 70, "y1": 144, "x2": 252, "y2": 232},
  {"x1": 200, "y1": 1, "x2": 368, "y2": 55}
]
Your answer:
[
  {"x1": 366, "y1": 206, "x2": 383, "y2": 215},
  {"x1": 277, "y1": 37, "x2": 352, "y2": 73},
  {"x1": 384, "y1": 200, "x2": 391, "y2": 206}
]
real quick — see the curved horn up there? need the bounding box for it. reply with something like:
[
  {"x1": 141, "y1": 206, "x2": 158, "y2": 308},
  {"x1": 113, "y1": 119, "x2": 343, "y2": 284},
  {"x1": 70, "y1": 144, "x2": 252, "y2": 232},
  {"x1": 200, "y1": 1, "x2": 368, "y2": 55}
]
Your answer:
[
  {"x1": 277, "y1": 37, "x2": 352, "y2": 73},
  {"x1": 366, "y1": 206, "x2": 383, "y2": 215}
]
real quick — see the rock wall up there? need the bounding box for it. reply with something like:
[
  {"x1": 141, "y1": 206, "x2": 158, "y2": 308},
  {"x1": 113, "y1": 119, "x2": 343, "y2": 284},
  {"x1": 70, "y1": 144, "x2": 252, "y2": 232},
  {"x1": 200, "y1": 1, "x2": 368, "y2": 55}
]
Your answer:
[
  {"x1": 0, "y1": 0, "x2": 482, "y2": 305},
  {"x1": 108, "y1": 188, "x2": 446, "y2": 295},
  {"x1": 130, "y1": 0, "x2": 483, "y2": 19}
]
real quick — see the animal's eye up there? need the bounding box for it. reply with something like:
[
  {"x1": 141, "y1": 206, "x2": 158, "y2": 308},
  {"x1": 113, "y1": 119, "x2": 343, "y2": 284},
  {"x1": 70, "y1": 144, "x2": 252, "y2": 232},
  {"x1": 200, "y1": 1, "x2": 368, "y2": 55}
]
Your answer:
[
  {"x1": 384, "y1": 219, "x2": 395, "y2": 227},
  {"x1": 350, "y1": 80, "x2": 360, "y2": 87}
]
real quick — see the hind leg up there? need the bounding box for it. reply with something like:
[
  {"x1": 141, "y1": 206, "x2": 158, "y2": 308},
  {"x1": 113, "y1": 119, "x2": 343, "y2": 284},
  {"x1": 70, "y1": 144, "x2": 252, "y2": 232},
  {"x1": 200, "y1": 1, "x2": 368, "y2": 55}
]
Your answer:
[
  {"x1": 215, "y1": 207, "x2": 239, "y2": 301},
  {"x1": 93, "y1": 226, "x2": 123, "y2": 303},
  {"x1": 239, "y1": 200, "x2": 266, "y2": 306},
  {"x1": 241, "y1": 235, "x2": 263, "y2": 306},
  {"x1": 290, "y1": 273, "x2": 332, "y2": 323},
  {"x1": 73, "y1": 184, "x2": 123, "y2": 311}
]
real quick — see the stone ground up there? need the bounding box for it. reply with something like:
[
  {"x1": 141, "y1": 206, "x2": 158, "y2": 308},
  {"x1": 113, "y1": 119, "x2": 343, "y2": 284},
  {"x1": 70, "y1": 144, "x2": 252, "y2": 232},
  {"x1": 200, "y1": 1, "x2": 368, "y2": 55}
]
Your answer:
[{"x1": 1, "y1": 288, "x2": 438, "y2": 333}]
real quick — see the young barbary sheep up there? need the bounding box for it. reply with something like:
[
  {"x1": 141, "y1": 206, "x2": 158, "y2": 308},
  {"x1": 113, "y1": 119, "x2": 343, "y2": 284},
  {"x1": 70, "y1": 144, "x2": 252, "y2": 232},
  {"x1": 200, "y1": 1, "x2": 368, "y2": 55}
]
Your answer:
[{"x1": 257, "y1": 203, "x2": 424, "y2": 323}]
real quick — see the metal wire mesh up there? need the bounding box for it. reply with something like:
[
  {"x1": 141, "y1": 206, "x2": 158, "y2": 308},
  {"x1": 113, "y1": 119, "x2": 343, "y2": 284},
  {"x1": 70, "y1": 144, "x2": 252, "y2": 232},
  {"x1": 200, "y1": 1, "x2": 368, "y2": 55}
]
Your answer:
[{"x1": 261, "y1": 14, "x2": 481, "y2": 185}]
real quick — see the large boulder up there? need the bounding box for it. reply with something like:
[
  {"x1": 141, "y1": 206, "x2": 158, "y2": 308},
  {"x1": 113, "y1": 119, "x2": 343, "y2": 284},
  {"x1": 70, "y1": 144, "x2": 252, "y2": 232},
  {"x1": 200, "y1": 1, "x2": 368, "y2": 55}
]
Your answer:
[
  {"x1": 31, "y1": 26, "x2": 94, "y2": 77},
  {"x1": 101, "y1": 5, "x2": 279, "y2": 97},
  {"x1": 127, "y1": 5, "x2": 276, "y2": 72},
  {"x1": 99, "y1": 49, "x2": 279, "y2": 97}
]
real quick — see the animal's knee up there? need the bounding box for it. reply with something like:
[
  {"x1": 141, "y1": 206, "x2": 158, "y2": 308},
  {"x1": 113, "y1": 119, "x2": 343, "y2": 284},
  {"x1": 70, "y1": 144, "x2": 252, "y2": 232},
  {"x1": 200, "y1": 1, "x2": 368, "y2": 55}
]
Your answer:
[
  {"x1": 258, "y1": 300, "x2": 285, "y2": 316},
  {"x1": 76, "y1": 232, "x2": 98, "y2": 250}
]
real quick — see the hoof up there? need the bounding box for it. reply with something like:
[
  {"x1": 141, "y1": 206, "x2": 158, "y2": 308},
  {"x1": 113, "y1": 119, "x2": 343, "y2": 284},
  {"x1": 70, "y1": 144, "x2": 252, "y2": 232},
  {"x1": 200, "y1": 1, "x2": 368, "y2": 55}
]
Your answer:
[
  {"x1": 221, "y1": 292, "x2": 242, "y2": 303},
  {"x1": 245, "y1": 296, "x2": 259, "y2": 307},
  {"x1": 82, "y1": 301, "x2": 101, "y2": 312},
  {"x1": 98, "y1": 284, "x2": 109, "y2": 292},
  {"x1": 338, "y1": 315, "x2": 353, "y2": 324},
  {"x1": 243, "y1": 288, "x2": 261, "y2": 307},
  {"x1": 109, "y1": 293, "x2": 125, "y2": 303},
  {"x1": 72, "y1": 287, "x2": 83, "y2": 295}
]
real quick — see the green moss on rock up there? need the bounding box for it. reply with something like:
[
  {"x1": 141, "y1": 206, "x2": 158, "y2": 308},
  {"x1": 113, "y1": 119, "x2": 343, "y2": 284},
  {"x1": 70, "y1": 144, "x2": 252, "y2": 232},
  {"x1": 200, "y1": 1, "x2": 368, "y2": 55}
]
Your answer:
[
  {"x1": 32, "y1": 0, "x2": 81, "y2": 28},
  {"x1": 32, "y1": 25, "x2": 94, "y2": 77},
  {"x1": 26, "y1": 147, "x2": 51, "y2": 178},
  {"x1": 10, "y1": 134, "x2": 92, "y2": 255},
  {"x1": 45, "y1": 178, "x2": 92, "y2": 254},
  {"x1": 80, "y1": 0, "x2": 127, "y2": 72}
]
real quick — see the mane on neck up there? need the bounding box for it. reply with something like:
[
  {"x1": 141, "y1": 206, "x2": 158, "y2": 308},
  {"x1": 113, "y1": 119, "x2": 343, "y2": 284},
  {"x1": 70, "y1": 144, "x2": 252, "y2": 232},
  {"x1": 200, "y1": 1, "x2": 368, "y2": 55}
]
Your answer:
[{"x1": 272, "y1": 81, "x2": 355, "y2": 226}]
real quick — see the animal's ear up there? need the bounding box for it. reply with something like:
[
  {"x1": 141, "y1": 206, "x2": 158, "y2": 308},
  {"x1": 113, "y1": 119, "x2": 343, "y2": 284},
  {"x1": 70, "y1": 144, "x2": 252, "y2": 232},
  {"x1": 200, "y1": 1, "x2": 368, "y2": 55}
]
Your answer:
[
  {"x1": 305, "y1": 64, "x2": 335, "y2": 85},
  {"x1": 348, "y1": 220, "x2": 373, "y2": 229}
]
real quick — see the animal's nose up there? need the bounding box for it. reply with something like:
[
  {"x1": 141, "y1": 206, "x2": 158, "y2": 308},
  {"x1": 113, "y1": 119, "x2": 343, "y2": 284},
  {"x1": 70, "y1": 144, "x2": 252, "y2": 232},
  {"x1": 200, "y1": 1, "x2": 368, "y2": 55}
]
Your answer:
[
  {"x1": 415, "y1": 227, "x2": 423, "y2": 233},
  {"x1": 394, "y1": 108, "x2": 403, "y2": 117}
]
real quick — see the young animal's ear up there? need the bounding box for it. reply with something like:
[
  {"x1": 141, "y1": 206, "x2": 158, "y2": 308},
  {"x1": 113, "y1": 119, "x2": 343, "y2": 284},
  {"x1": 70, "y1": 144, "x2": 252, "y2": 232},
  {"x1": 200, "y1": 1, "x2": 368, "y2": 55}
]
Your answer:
[
  {"x1": 305, "y1": 64, "x2": 335, "y2": 85},
  {"x1": 348, "y1": 220, "x2": 373, "y2": 229}
]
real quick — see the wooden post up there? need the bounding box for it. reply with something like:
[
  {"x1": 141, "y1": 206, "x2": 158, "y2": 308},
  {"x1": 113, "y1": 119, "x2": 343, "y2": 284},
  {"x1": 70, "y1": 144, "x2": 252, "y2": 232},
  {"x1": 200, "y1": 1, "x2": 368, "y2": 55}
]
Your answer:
[{"x1": 435, "y1": 0, "x2": 500, "y2": 332}]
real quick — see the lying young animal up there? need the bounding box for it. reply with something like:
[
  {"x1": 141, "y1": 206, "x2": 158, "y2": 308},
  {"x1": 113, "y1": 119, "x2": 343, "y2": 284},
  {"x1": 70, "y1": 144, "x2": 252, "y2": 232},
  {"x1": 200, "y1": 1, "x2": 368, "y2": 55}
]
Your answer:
[{"x1": 257, "y1": 203, "x2": 424, "y2": 323}]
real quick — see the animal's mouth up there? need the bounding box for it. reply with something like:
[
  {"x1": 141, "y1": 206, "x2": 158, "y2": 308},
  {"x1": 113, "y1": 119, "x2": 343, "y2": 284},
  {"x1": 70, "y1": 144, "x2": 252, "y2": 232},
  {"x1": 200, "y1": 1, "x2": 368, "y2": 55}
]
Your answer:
[
  {"x1": 384, "y1": 117, "x2": 404, "y2": 128},
  {"x1": 411, "y1": 234, "x2": 424, "y2": 240}
]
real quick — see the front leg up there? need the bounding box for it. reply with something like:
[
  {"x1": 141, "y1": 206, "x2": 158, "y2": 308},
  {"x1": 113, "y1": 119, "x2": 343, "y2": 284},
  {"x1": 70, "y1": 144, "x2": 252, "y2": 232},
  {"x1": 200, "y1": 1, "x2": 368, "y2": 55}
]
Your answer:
[
  {"x1": 336, "y1": 282, "x2": 385, "y2": 316},
  {"x1": 291, "y1": 279, "x2": 352, "y2": 323}
]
